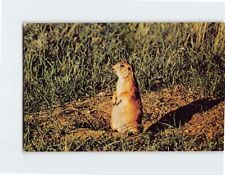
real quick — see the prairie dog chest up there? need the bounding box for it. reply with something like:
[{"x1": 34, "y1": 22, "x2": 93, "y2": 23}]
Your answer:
[
  {"x1": 116, "y1": 78, "x2": 133, "y2": 95},
  {"x1": 116, "y1": 78, "x2": 125, "y2": 93}
]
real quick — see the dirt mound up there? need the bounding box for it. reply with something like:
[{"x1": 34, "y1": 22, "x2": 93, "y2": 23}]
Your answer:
[{"x1": 24, "y1": 86, "x2": 224, "y2": 151}]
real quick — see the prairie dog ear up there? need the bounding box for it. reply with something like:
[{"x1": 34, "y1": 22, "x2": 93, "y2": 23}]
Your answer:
[{"x1": 131, "y1": 64, "x2": 135, "y2": 72}]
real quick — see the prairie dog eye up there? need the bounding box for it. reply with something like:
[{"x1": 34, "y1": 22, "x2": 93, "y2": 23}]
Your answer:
[
  {"x1": 120, "y1": 64, "x2": 125, "y2": 68},
  {"x1": 128, "y1": 67, "x2": 131, "y2": 71}
]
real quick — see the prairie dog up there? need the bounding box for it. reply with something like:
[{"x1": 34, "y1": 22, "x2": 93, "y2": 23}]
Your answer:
[{"x1": 111, "y1": 61, "x2": 143, "y2": 133}]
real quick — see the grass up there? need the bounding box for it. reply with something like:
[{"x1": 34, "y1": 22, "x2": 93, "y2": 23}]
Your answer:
[
  {"x1": 23, "y1": 23, "x2": 224, "y2": 151},
  {"x1": 23, "y1": 23, "x2": 225, "y2": 113}
]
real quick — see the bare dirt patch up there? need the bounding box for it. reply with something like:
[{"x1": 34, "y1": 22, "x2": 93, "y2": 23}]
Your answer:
[{"x1": 24, "y1": 86, "x2": 224, "y2": 151}]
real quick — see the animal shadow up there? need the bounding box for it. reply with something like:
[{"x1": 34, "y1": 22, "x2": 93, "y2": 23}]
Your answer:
[{"x1": 148, "y1": 97, "x2": 223, "y2": 133}]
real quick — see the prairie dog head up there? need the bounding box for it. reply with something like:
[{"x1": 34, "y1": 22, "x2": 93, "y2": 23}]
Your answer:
[{"x1": 112, "y1": 61, "x2": 134, "y2": 79}]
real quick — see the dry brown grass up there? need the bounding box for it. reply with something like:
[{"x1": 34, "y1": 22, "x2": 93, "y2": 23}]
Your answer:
[{"x1": 24, "y1": 86, "x2": 224, "y2": 151}]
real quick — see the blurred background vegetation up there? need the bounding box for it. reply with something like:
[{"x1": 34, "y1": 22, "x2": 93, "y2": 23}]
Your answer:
[{"x1": 23, "y1": 23, "x2": 225, "y2": 114}]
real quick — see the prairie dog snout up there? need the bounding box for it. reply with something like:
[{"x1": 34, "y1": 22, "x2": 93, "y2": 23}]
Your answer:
[{"x1": 111, "y1": 61, "x2": 143, "y2": 133}]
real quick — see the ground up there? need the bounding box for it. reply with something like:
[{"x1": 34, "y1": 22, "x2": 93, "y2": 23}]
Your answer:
[{"x1": 23, "y1": 86, "x2": 224, "y2": 151}]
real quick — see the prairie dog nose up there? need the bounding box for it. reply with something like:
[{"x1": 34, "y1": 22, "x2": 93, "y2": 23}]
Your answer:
[{"x1": 112, "y1": 64, "x2": 117, "y2": 71}]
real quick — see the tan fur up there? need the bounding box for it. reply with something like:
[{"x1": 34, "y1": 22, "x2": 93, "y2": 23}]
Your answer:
[{"x1": 111, "y1": 61, "x2": 143, "y2": 133}]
